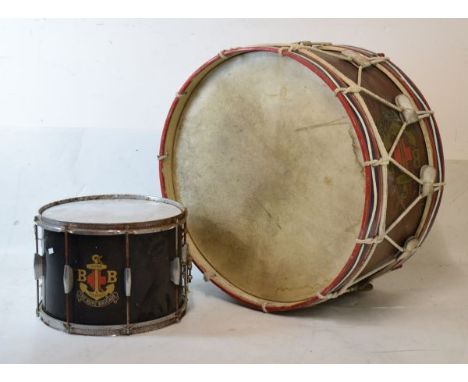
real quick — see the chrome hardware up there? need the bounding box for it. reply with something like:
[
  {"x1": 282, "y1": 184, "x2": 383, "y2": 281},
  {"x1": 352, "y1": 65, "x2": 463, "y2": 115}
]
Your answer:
[
  {"x1": 185, "y1": 246, "x2": 193, "y2": 283},
  {"x1": 124, "y1": 267, "x2": 132, "y2": 297},
  {"x1": 171, "y1": 258, "x2": 181, "y2": 286},
  {"x1": 37, "y1": 302, "x2": 187, "y2": 336},
  {"x1": 34, "y1": 252, "x2": 44, "y2": 280},
  {"x1": 34, "y1": 224, "x2": 41, "y2": 316},
  {"x1": 63, "y1": 265, "x2": 74, "y2": 294}
]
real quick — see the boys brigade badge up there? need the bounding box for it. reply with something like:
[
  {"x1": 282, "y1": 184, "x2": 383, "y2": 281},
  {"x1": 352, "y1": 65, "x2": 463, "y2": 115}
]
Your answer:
[{"x1": 76, "y1": 254, "x2": 119, "y2": 308}]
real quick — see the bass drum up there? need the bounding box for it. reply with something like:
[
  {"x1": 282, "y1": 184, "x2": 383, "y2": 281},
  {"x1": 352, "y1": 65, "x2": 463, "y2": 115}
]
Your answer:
[{"x1": 159, "y1": 42, "x2": 445, "y2": 312}]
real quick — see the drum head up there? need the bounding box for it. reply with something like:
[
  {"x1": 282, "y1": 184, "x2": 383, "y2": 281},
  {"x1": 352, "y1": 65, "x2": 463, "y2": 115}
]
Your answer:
[
  {"x1": 164, "y1": 51, "x2": 366, "y2": 304},
  {"x1": 37, "y1": 195, "x2": 185, "y2": 234},
  {"x1": 42, "y1": 197, "x2": 181, "y2": 224}
]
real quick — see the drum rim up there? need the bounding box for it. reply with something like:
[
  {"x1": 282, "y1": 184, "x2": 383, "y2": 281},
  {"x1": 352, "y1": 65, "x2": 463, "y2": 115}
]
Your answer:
[
  {"x1": 37, "y1": 302, "x2": 186, "y2": 336},
  {"x1": 34, "y1": 194, "x2": 187, "y2": 235}
]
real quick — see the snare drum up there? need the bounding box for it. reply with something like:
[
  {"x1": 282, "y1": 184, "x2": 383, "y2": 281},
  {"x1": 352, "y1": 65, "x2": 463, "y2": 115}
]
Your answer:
[
  {"x1": 159, "y1": 42, "x2": 445, "y2": 312},
  {"x1": 33, "y1": 195, "x2": 190, "y2": 335}
]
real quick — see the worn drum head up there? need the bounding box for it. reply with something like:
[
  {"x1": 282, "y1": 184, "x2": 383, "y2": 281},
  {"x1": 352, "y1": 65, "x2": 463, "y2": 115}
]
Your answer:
[
  {"x1": 36, "y1": 195, "x2": 186, "y2": 234},
  {"x1": 161, "y1": 51, "x2": 366, "y2": 308}
]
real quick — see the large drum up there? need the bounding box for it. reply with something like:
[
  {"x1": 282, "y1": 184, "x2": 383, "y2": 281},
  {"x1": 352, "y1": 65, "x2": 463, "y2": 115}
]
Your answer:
[
  {"x1": 33, "y1": 195, "x2": 190, "y2": 335},
  {"x1": 159, "y1": 42, "x2": 445, "y2": 312}
]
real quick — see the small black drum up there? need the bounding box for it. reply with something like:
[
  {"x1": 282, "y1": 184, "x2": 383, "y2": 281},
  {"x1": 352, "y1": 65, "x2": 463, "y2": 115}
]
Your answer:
[{"x1": 33, "y1": 194, "x2": 191, "y2": 335}]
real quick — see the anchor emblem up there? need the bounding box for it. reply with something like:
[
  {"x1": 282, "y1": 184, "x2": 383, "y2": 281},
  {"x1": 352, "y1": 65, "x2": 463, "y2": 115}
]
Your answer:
[{"x1": 76, "y1": 254, "x2": 119, "y2": 308}]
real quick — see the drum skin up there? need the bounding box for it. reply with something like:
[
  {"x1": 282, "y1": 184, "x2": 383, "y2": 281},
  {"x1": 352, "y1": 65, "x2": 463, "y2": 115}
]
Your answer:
[
  {"x1": 160, "y1": 42, "x2": 445, "y2": 311},
  {"x1": 42, "y1": 229, "x2": 180, "y2": 325}
]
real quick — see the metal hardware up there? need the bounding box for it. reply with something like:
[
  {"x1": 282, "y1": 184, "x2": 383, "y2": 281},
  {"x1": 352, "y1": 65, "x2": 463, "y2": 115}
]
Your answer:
[
  {"x1": 124, "y1": 267, "x2": 131, "y2": 297},
  {"x1": 395, "y1": 94, "x2": 419, "y2": 124},
  {"x1": 34, "y1": 224, "x2": 41, "y2": 316},
  {"x1": 37, "y1": 302, "x2": 187, "y2": 336},
  {"x1": 353, "y1": 282, "x2": 373, "y2": 293},
  {"x1": 294, "y1": 41, "x2": 331, "y2": 47},
  {"x1": 64, "y1": 231, "x2": 70, "y2": 331},
  {"x1": 174, "y1": 223, "x2": 181, "y2": 318},
  {"x1": 171, "y1": 258, "x2": 181, "y2": 286},
  {"x1": 63, "y1": 265, "x2": 74, "y2": 294},
  {"x1": 35, "y1": 222, "x2": 185, "y2": 236},
  {"x1": 125, "y1": 232, "x2": 131, "y2": 334},
  {"x1": 420, "y1": 165, "x2": 437, "y2": 197},
  {"x1": 34, "y1": 252, "x2": 44, "y2": 280},
  {"x1": 184, "y1": 245, "x2": 193, "y2": 283},
  {"x1": 34, "y1": 194, "x2": 186, "y2": 236},
  {"x1": 180, "y1": 223, "x2": 192, "y2": 285}
]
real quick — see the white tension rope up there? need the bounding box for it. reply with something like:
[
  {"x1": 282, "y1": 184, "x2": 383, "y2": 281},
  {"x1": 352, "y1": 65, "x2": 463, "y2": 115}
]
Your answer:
[{"x1": 277, "y1": 42, "x2": 445, "y2": 302}]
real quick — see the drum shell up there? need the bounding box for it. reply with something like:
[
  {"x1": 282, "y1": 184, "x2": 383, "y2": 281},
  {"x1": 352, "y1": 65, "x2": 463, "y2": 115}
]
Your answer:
[
  {"x1": 309, "y1": 47, "x2": 440, "y2": 278},
  {"x1": 41, "y1": 228, "x2": 181, "y2": 326}
]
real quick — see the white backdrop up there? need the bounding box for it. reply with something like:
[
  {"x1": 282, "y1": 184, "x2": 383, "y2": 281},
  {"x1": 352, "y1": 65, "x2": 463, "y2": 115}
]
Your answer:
[
  {"x1": 1, "y1": 19, "x2": 468, "y2": 363},
  {"x1": 1, "y1": 19, "x2": 467, "y2": 255},
  {"x1": 1, "y1": 20, "x2": 467, "y2": 148},
  {"x1": 1, "y1": 18, "x2": 467, "y2": 274}
]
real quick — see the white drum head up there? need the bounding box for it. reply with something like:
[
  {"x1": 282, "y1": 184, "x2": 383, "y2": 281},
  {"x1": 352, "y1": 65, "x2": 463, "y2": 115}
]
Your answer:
[
  {"x1": 171, "y1": 52, "x2": 365, "y2": 303},
  {"x1": 42, "y1": 197, "x2": 182, "y2": 224}
]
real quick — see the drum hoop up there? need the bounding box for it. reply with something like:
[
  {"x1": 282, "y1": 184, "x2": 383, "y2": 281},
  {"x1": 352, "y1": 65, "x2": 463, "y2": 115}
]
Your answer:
[
  {"x1": 38, "y1": 303, "x2": 186, "y2": 336},
  {"x1": 34, "y1": 194, "x2": 187, "y2": 235}
]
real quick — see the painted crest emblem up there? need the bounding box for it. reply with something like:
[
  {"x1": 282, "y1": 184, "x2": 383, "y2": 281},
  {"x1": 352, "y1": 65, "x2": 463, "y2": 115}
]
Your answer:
[{"x1": 76, "y1": 254, "x2": 119, "y2": 308}]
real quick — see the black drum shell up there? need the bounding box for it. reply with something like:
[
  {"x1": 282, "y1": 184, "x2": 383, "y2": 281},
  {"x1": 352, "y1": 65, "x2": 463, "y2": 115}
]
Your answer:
[{"x1": 41, "y1": 228, "x2": 181, "y2": 326}]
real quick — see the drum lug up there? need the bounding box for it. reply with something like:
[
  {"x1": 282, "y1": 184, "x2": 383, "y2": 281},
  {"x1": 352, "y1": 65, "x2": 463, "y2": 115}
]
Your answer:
[
  {"x1": 170, "y1": 258, "x2": 181, "y2": 286},
  {"x1": 124, "y1": 267, "x2": 132, "y2": 297},
  {"x1": 171, "y1": 245, "x2": 192, "y2": 285},
  {"x1": 63, "y1": 265, "x2": 74, "y2": 294},
  {"x1": 34, "y1": 252, "x2": 44, "y2": 280}
]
